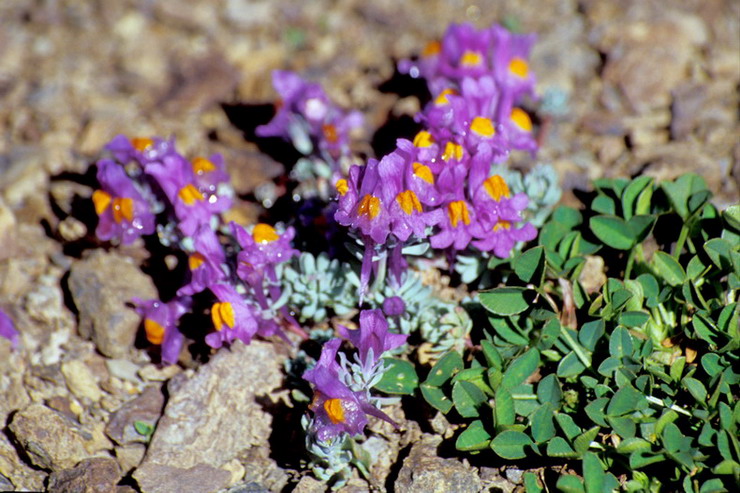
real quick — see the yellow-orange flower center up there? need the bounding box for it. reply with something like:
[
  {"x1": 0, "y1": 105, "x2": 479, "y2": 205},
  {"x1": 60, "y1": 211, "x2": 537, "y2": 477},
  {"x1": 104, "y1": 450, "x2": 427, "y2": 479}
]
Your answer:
[
  {"x1": 434, "y1": 88, "x2": 457, "y2": 106},
  {"x1": 322, "y1": 124, "x2": 338, "y2": 143},
  {"x1": 324, "y1": 398, "x2": 345, "y2": 424},
  {"x1": 178, "y1": 184, "x2": 204, "y2": 206},
  {"x1": 92, "y1": 190, "x2": 112, "y2": 215},
  {"x1": 510, "y1": 108, "x2": 533, "y2": 132},
  {"x1": 494, "y1": 220, "x2": 511, "y2": 232},
  {"x1": 460, "y1": 50, "x2": 483, "y2": 67},
  {"x1": 412, "y1": 162, "x2": 434, "y2": 184},
  {"x1": 396, "y1": 190, "x2": 422, "y2": 215},
  {"x1": 422, "y1": 41, "x2": 441, "y2": 57},
  {"x1": 509, "y1": 57, "x2": 529, "y2": 78},
  {"x1": 131, "y1": 137, "x2": 153, "y2": 151},
  {"x1": 357, "y1": 195, "x2": 381, "y2": 219},
  {"x1": 335, "y1": 179, "x2": 349, "y2": 196},
  {"x1": 192, "y1": 157, "x2": 217, "y2": 175},
  {"x1": 112, "y1": 197, "x2": 134, "y2": 223},
  {"x1": 413, "y1": 130, "x2": 434, "y2": 148},
  {"x1": 144, "y1": 318, "x2": 165, "y2": 345},
  {"x1": 211, "y1": 302, "x2": 235, "y2": 331},
  {"x1": 447, "y1": 201, "x2": 471, "y2": 228},
  {"x1": 189, "y1": 252, "x2": 206, "y2": 270},
  {"x1": 253, "y1": 223, "x2": 279, "y2": 244},
  {"x1": 442, "y1": 142, "x2": 464, "y2": 161},
  {"x1": 484, "y1": 175, "x2": 511, "y2": 201},
  {"x1": 470, "y1": 117, "x2": 495, "y2": 138}
]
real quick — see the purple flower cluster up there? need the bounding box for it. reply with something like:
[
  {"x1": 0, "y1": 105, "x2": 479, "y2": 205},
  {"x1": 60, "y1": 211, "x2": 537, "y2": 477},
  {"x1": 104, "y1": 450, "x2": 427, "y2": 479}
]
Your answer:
[
  {"x1": 93, "y1": 136, "x2": 301, "y2": 364},
  {"x1": 205, "y1": 222, "x2": 300, "y2": 349},
  {"x1": 136, "y1": 221, "x2": 300, "y2": 362},
  {"x1": 93, "y1": 136, "x2": 232, "y2": 244},
  {"x1": 335, "y1": 23, "x2": 538, "y2": 295},
  {"x1": 257, "y1": 70, "x2": 363, "y2": 164},
  {"x1": 303, "y1": 309, "x2": 406, "y2": 441}
]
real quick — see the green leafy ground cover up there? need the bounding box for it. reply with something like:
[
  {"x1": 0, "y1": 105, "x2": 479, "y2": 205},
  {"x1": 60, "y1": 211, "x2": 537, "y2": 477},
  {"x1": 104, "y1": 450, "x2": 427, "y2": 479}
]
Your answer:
[{"x1": 379, "y1": 173, "x2": 739, "y2": 491}]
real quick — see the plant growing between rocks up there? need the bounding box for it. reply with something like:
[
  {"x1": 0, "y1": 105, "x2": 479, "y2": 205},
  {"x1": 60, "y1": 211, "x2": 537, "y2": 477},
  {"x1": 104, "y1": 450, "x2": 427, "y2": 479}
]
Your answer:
[{"x1": 2, "y1": 16, "x2": 737, "y2": 493}]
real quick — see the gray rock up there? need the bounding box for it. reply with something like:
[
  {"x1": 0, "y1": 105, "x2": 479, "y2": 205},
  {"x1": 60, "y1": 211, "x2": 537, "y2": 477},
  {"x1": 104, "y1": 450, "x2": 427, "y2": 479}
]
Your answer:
[
  {"x1": 68, "y1": 250, "x2": 157, "y2": 358},
  {"x1": 133, "y1": 463, "x2": 232, "y2": 493},
  {"x1": 105, "y1": 385, "x2": 164, "y2": 446},
  {"x1": 133, "y1": 341, "x2": 282, "y2": 493},
  {"x1": 8, "y1": 404, "x2": 95, "y2": 471},
  {"x1": 47, "y1": 457, "x2": 121, "y2": 493},
  {"x1": 394, "y1": 434, "x2": 482, "y2": 493}
]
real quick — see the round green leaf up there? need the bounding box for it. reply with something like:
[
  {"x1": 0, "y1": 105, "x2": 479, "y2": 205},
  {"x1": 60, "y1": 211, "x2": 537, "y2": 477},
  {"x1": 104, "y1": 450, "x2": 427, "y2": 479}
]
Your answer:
[
  {"x1": 424, "y1": 351, "x2": 463, "y2": 386},
  {"x1": 452, "y1": 380, "x2": 487, "y2": 418},
  {"x1": 490, "y1": 430, "x2": 532, "y2": 460},
  {"x1": 546, "y1": 436, "x2": 577, "y2": 457},
  {"x1": 589, "y1": 215, "x2": 635, "y2": 250},
  {"x1": 502, "y1": 348, "x2": 540, "y2": 390},
  {"x1": 513, "y1": 246, "x2": 545, "y2": 284},
  {"x1": 479, "y1": 287, "x2": 530, "y2": 316},
  {"x1": 455, "y1": 420, "x2": 491, "y2": 451},
  {"x1": 374, "y1": 358, "x2": 418, "y2": 395},
  {"x1": 651, "y1": 251, "x2": 686, "y2": 286},
  {"x1": 723, "y1": 204, "x2": 740, "y2": 232}
]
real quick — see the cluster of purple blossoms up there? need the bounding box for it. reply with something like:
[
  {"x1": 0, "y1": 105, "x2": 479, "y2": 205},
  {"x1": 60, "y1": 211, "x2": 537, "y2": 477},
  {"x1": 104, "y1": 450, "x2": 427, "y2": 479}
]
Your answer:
[
  {"x1": 134, "y1": 221, "x2": 301, "y2": 362},
  {"x1": 93, "y1": 136, "x2": 232, "y2": 244},
  {"x1": 303, "y1": 309, "x2": 406, "y2": 442},
  {"x1": 257, "y1": 70, "x2": 363, "y2": 168},
  {"x1": 93, "y1": 136, "x2": 301, "y2": 363},
  {"x1": 204, "y1": 222, "x2": 301, "y2": 349},
  {"x1": 335, "y1": 23, "x2": 538, "y2": 296}
]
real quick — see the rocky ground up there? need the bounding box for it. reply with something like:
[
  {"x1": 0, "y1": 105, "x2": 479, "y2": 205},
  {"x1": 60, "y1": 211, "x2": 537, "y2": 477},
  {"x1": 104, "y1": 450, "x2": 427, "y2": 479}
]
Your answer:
[{"x1": 0, "y1": 0, "x2": 737, "y2": 492}]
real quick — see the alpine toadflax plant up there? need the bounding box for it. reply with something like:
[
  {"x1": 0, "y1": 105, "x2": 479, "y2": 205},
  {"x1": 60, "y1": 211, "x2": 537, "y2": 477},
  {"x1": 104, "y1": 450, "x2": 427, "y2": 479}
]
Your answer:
[
  {"x1": 335, "y1": 22, "x2": 538, "y2": 296},
  {"x1": 92, "y1": 135, "x2": 301, "y2": 364},
  {"x1": 302, "y1": 310, "x2": 407, "y2": 484}
]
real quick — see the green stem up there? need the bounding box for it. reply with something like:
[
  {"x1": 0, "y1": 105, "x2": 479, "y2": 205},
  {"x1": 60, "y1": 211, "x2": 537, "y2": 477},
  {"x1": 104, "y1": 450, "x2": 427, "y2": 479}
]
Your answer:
[
  {"x1": 673, "y1": 225, "x2": 689, "y2": 259},
  {"x1": 624, "y1": 248, "x2": 636, "y2": 280},
  {"x1": 560, "y1": 328, "x2": 592, "y2": 368}
]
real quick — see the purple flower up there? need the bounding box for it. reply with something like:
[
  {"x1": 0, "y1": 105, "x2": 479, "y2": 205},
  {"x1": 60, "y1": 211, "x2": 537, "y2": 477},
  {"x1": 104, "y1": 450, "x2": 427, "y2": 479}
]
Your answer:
[
  {"x1": 93, "y1": 160, "x2": 155, "y2": 244},
  {"x1": 304, "y1": 339, "x2": 397, "y2": 441},
  {"x1": 134, "y1": 298, "x2": 191, "y2": 365},
  {"x1": 232, "y1": 222, "x2": 297, "y2": 309},
  {"x1": 0, "y1": 309, "x2": 19, "y2": 349},
  {"x1": 178, "y1": 225, "x2": 226, "y2": 296},
  {"x1": 470, "y1": 174, "x2": 537, "y2": 257},
  {"x1": 400, "y1": 23, "x2": 495, "y2": 95},
  {"x1": 191, "y1": 154, "x2": 230, "y2": 199},
  {"x1": 376, "y1": 151, "x2": 438, "y2": 243},
  {"x1": 105, "y1": 135, "x2": 176, "y2": 166},
  {"x1": 257, "y1": 71, "x2": 363, "y2": 159},
  {"x1": 501, "y1": 107, "x2": 538, "y2": 154},
  {"x1": 338, "y1": 309, "x2": 407, "y2": 365},
  {"x1": 334, "y1": 159, "x2": 391, "y2": 245},
  {"x1": 473, "y1": 219, "x2": 537, "y2": 258},
  {"x1": 206, "y1": 284, "x2": 260, "y2": 348},
  {"x1": 146, "y1": 153, "x2": 229, "y2": 237},
  {"x1": 491, "y1": 25, "x2": 537, "y2": 114},
  {"x1": 232, "y1": 222, "x2": 298, "y2": 278},
  {"x1": 303, "y1": 340, "x2": 369, "y2": 441},
  {"x1": 428, "y1": 198, "x2": 482, "y2": 250}
]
